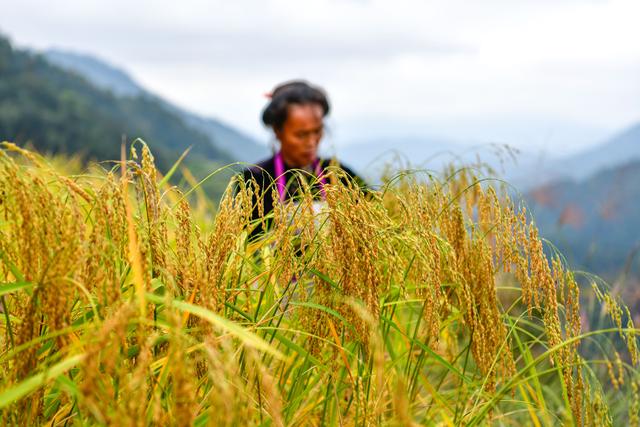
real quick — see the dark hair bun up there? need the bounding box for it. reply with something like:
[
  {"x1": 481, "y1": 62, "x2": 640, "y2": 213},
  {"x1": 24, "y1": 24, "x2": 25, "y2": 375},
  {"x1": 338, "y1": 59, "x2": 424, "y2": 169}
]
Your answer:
[{"x1": 262, "y1": 80, "x2": 330, "y2": 130}]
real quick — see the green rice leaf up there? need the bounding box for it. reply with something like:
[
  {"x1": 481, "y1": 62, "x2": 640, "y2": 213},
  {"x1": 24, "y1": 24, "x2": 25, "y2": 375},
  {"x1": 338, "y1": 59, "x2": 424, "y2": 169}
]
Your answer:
[
  {"x1": 146, "y1": 292, "x2": 285, "y2": 360},
  {"x1": 0, "y1": 281, "x2": 33, "y2": 298},
  {"x1": 0, "y1": 354, "x2": 85, "y2": 409}
]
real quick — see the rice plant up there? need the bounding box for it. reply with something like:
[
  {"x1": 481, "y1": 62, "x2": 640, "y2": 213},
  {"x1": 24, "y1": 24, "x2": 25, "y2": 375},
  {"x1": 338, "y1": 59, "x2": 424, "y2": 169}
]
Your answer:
[{"x1": 0, "y1": 140, "x2": 638, "y2": 426}]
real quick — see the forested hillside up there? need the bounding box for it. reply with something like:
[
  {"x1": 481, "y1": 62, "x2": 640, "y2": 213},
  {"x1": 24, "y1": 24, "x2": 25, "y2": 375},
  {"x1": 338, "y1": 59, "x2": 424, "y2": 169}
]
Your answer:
[{"x1": 0, "y1": 35, "x2": 232, "y2": 173}]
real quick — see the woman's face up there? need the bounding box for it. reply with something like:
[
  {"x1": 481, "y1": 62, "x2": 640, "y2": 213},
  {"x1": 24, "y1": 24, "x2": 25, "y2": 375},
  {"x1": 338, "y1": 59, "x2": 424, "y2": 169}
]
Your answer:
[{"x1": 275, "y1": 103, "x2": 324, "y2": 167}]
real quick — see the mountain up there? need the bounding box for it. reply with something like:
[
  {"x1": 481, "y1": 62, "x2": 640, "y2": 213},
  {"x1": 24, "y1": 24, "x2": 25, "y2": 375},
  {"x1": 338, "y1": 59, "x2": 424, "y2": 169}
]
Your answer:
[
  {"x1": 550, "y1": 122, "x2": 640, "y2": 182},
  {"x1": 45, "y1": 49, "x2": 143, "y2": 97},
  {"x1": 44, "y1": 49, "x2": 269, "y2": 163},
  {"x1": 164, "y1": 103, "x2": 269, "y2": 164},
  {"x1": 526, "y1": 159, "x2": 640, "y2": 279},
  {"x1": 0, "y1": 35, "x2": 231, "y2": 169}
]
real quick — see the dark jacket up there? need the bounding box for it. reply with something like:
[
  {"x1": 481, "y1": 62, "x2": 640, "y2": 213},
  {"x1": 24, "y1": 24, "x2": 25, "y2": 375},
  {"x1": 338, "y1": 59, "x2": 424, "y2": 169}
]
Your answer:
[{"x1": 240, "y1": 155, "x2": 366, "y2": 239}]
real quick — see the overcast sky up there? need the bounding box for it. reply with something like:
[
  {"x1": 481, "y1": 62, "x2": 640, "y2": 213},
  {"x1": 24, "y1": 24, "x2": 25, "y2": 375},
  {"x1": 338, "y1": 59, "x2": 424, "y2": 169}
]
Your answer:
[{"x1": 2, "y1": 0, "x2": 639, "y2": 155}]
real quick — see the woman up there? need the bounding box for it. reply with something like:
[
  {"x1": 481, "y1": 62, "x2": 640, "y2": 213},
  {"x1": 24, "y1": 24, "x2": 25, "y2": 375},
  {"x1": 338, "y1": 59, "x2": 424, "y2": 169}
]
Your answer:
[{"x1": 241, "y1": 80, "x2": 366, "y2": 238}]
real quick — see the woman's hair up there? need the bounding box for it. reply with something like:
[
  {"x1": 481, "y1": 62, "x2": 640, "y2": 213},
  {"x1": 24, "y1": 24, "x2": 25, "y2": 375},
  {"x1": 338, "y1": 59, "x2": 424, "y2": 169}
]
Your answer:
[{"x1": 261, "y1": 80, "x2": 330, "y2": 131}]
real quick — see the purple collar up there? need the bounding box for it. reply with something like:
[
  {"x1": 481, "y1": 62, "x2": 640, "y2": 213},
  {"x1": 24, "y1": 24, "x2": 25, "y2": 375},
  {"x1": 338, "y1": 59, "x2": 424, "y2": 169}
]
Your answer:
[{"x1": 274, "y1": 151, "x2": 327, "y2": 202}]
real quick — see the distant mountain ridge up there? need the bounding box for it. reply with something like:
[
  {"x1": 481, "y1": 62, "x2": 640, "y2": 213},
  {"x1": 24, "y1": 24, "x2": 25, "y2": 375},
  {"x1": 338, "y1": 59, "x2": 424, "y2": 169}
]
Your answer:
[
  {"x1": 44, "y1": 49, "x2": 269, "y2": 163},
  {"x1": 552, "y1": 122, "x2": 640, "y2": 182},
  {"x1": 45, "y1": 49, "x2": 143, "y2": 97}
]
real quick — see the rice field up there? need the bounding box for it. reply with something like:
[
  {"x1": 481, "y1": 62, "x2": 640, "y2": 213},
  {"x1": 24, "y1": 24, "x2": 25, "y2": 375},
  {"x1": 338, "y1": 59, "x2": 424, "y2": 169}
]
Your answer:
[{"x1": 0, "y1": 140, "x2": 638, "y2": 426}]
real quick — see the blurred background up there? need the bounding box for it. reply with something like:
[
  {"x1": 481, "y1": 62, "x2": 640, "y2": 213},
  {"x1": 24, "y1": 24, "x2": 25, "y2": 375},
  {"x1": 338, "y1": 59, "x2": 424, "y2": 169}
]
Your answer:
[{"x1": 1, "y1": 0, "x2": 639, "y2": 296}]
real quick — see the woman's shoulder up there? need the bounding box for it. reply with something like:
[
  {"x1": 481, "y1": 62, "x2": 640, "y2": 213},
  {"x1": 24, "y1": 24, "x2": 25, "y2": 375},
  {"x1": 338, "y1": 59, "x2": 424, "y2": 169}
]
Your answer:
[{"x1": 242, "y1": 156, "x2": 276, "y2": 182}]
